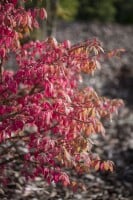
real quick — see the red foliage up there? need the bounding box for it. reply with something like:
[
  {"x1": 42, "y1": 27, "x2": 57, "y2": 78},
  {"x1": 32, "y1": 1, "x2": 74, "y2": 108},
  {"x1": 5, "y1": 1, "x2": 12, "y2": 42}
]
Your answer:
[{"x1": 0, "y1": 0, "x2": 123, "y2": 188}]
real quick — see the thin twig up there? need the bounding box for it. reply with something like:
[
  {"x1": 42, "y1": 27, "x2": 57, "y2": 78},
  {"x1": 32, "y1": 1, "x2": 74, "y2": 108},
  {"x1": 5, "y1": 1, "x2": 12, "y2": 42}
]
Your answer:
[{"x1": 0, "y1": 110, "x2": 23, "y2": 122}]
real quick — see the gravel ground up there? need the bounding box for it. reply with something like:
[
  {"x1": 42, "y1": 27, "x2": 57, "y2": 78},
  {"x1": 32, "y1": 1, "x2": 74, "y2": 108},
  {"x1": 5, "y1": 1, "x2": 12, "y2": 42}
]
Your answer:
[{"x1": 0, "y1": 21, "x2": 133, "y2": 200}]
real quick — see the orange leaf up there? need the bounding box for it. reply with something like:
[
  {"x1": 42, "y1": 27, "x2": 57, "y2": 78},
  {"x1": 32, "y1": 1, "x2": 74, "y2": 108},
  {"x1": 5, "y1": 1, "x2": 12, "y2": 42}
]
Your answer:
[
  {"x1": 94, "y1": 160, "x2": 100, "y2": 171},
  {"x1": 103, "y1": 161, "x2": 109, "y2": 171}
]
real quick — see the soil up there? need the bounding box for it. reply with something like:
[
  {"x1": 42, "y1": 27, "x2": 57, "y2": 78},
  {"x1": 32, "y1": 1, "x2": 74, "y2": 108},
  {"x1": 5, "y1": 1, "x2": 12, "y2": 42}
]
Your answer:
[{"x1": 0, "y1": 21, "x2": 133, "y2": 200}]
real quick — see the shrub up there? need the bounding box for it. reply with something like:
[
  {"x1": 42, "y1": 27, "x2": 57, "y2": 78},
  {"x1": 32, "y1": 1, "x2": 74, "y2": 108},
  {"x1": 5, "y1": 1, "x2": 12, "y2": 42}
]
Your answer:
[{"x1": 0, "y1": 0, "x2": 123, "y2": 188}]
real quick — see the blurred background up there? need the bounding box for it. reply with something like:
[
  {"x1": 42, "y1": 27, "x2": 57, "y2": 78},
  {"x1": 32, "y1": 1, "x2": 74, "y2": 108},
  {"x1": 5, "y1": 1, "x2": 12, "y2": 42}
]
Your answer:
[{"x1": 24, "y1": 0, "x2": 133, "y2": 38}]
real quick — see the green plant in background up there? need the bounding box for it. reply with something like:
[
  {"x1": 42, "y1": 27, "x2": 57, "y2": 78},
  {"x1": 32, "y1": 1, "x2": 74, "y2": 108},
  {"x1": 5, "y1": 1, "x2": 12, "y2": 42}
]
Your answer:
[
  {"x1": 77, "y1": 0, "x2": 116, "y2": 22},
  {"x1": 58, "y1": 0, "x2": 79, "y2": 20},
  {"x1": 24, "y1": 0, "x2": 133, "y2": 39},
  {"x1": 25, "y1": 0, "x2": 133, "y2": 24},
  {"x1": 25, "y1": 0, "x2": 79, "y2": 20}
]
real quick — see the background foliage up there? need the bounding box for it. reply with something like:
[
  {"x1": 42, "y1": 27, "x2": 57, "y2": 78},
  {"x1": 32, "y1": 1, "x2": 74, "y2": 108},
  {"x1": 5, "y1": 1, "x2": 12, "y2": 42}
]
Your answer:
[
  {"x1": 23, "y1": 0, "x2": 133, "y2": 38},
  {"x1": 33, "y1": 0, "x2": 133, "y2": 23},
  {"x1": 76, "y1": 0, "x2": 116, "y2": 22}
]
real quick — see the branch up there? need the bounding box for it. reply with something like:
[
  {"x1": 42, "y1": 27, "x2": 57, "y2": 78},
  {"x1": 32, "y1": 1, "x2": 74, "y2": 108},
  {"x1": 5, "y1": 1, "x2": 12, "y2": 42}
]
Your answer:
[
  {"x1": 0, "y1": 58, "x2": 3, "y2": 83},
  {"x1": 4, "y1": 122, "x2": 59, "y2": 142},
  {"x1": 54, "y1": 111, "x2": 91, "y2": 124},
  {"x1": 0, "y1": 110, "x2": 23, "y2": 122}
]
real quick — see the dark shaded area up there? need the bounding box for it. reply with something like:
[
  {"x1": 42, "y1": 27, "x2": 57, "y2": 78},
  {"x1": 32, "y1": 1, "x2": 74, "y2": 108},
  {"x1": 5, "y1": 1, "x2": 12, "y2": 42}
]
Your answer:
[{"x1": 77, "y1": 0, "x2": 133, "y2": 24}]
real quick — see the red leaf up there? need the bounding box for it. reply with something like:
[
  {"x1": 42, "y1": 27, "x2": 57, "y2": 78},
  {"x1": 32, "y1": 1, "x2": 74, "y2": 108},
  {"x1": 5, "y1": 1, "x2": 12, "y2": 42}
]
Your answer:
[{"x1": 39, "y1": 8, "x2": 47, "y2": 20}]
